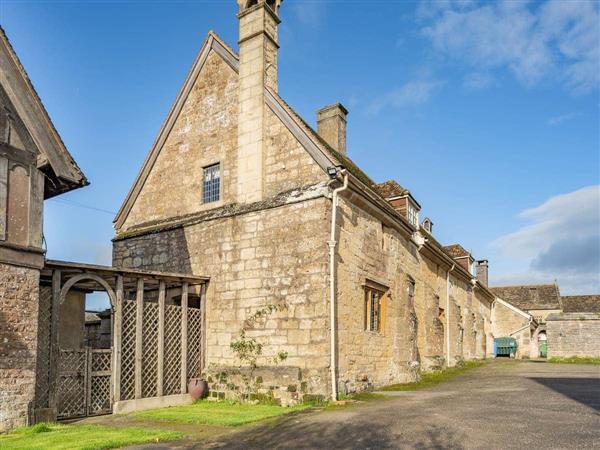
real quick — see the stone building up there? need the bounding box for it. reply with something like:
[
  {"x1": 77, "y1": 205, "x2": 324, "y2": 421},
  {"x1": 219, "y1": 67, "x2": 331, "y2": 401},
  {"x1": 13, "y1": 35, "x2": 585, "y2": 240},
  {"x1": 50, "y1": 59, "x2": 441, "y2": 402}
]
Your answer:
[
  {"x1": 112, "y1": 0, "x2": 495, "y2": 401},
  {"x1": 546, "y1": 295, "x2": 600, "y2": 358},
  {"x1": 0, "y1": 27, "x2": 88, "y2": 431},
  {"x1": 490, "y1": 286, "x2": 600, "y2": 359}
]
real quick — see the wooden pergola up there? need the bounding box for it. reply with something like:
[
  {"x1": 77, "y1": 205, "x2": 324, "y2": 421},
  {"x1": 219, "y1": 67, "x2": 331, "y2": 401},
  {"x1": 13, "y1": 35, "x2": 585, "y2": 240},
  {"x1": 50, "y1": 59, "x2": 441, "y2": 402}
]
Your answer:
[{"x1": 37, "y1": 260, "x2": 210, "y2": 419}]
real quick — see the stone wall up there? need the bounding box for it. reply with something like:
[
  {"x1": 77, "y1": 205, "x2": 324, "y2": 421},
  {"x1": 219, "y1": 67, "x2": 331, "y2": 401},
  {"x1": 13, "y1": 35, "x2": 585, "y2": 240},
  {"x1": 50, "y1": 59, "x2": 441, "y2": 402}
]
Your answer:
[
  {"x1": 334, "y1": 195, "x2": 491, "y2": 392},
  {"x1": 0, "y1": 263, "x2": 40, "y2": 431},
  {"x1": 491, "y1": 300, "x2": 532, "y2": 359},
  {"x1": 547, "y1": 314, "x2": 600, "y2": 358},
  {"x1": 123, "y1": 51, "x2": 239, "y2": 230},
  {"x1": 114, "y1": 195, "x2": 333, "y2": 399}
]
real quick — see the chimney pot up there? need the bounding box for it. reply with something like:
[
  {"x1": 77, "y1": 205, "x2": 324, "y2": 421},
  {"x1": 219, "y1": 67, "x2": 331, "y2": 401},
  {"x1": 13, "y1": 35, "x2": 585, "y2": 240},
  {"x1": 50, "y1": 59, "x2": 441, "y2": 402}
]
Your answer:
[{"x1": 316, "y1": 103, "x2": 348, "y2": 154}]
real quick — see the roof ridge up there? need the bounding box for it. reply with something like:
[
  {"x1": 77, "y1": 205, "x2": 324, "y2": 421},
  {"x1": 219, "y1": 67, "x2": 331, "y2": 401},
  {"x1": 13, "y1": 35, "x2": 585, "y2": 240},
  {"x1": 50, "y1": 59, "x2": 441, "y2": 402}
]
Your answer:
[{"x1": 0, "y1": 26, "x2": 87, "y2": 185}]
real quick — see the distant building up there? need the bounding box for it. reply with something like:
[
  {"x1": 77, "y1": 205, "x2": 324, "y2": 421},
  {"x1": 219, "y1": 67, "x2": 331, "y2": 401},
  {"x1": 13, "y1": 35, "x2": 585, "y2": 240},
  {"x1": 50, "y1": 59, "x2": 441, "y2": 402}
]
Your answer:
[{"x1": 490, "y1": 285, "x2": 600, "y2": 359}]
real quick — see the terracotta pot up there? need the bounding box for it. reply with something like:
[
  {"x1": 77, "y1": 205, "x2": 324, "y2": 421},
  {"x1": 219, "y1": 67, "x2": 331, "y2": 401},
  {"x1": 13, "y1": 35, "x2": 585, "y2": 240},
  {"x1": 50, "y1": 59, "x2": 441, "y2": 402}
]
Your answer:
[{"x1": 188, "y1": 378, "x2": 208, "y2": 401}]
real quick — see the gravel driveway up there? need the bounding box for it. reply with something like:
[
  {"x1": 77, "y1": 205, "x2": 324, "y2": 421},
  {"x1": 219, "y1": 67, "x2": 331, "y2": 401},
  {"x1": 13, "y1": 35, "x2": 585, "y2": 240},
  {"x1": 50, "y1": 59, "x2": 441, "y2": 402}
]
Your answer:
[{"x1": 138, "y1": 360, "x2": 600, "y2": 450}]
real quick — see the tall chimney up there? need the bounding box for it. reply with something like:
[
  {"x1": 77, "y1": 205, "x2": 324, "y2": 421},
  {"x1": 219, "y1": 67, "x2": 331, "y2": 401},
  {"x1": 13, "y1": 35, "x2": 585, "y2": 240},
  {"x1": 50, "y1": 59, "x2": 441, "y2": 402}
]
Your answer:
[
  {"x1": 476, "y1": 260, "x2": 489, "y2": 286},
  {"x1": 316, "y1": 103, "x2": 348, "y2": 154},
  {"x1": 236, "y1": 0, "x2": 282, "y2": 203}
]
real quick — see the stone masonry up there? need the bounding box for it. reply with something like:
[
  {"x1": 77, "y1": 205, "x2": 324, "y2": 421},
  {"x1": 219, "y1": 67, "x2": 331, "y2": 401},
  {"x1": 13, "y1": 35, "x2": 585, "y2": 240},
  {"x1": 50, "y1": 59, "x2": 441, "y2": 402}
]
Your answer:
[
  {"x1": 546, "y1": 313, "x2": 600, "y2": 358},
  {"x1": 113, "y1": 0, "x2": 495, "y2": 402},
  {"x1": 0, "y1": 264, "x2": 40, "y2": 431}
]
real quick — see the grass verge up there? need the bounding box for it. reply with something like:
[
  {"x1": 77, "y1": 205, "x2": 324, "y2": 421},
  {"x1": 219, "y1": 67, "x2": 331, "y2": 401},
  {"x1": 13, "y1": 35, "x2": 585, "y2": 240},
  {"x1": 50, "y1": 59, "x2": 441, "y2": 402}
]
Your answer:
[
  {"x1": 378, "y1": 360, "x2": 487, "y2": 391},
  {"x1": 0, "y1": 422, "x2": 181, "y2": 450},
  {"x1": 133, "y1": 400, "x2": 311, "y2": 427},
  {"x1": 547, "y1": 356, "x2": 600, "y2": 365}
]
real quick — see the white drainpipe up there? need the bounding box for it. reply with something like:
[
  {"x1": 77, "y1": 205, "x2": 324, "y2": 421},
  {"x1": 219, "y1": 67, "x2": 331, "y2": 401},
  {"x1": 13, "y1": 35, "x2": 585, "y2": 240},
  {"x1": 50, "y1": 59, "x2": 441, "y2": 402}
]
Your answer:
[
  {"x1": 446, "y1": 264, "x2": 455, "y2": 367},
  {"x1": 328, "y1": 170, "x2": 348, "y2": 401}
]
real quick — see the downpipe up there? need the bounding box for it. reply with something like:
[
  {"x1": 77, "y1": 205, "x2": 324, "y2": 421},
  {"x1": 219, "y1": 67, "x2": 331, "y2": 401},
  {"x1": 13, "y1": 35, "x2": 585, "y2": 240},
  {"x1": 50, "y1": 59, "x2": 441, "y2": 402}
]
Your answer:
[
  {"x1": 446, "y1": 264, "x2": 455, "y2": 368},
  {"x1": 328, "y1": 170, "x2": 348, "y2": 401}
]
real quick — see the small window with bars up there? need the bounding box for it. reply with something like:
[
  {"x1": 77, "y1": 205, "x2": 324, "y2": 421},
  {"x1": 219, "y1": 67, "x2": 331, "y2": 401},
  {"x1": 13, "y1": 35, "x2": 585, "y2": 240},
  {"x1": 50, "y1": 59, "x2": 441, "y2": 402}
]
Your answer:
[
  {"x1": 364, "y1": 286, "x2": 386, "y2": 333},
  {"x1": 203, "y1": 163, "x2": 220, "y2": 204}
]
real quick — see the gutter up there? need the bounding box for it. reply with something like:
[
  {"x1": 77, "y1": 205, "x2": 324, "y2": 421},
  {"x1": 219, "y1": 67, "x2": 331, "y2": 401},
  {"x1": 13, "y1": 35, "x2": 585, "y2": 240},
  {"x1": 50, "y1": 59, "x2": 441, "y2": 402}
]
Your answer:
[{"x1": 328, "y1": 169, "x2": 348, "y2": 401}]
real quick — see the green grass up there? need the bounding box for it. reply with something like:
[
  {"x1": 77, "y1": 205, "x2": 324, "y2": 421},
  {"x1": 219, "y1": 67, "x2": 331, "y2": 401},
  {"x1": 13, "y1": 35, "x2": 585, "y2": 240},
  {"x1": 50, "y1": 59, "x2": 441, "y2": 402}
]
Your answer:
[
  {"x1": 134, "y1": 400, "x2": 311, "y2": 427},
  {"x1": 0, "y1": 423, "x2": 181, "y2": 450},
  {"x1": 378, "y1": 360, "x2": 487, "y2": 391},
  {"x1": 548, "y1": 356, "x2": 600, "y2": 365}
]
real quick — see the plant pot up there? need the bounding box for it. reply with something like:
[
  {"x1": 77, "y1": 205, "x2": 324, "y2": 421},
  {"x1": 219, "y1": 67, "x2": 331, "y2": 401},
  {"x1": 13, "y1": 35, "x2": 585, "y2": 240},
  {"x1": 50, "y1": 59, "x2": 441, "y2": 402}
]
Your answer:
[{"x1": 188, "y1": 378, "x2": 209, "y2": 401}]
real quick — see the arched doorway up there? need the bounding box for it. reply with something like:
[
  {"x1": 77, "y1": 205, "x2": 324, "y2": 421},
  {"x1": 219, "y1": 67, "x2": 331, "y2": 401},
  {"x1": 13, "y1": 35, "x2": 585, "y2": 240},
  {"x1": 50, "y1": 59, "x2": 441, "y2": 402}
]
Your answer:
[{"x1": 538, "y1": 331, "x2": 548, "y2": 358}]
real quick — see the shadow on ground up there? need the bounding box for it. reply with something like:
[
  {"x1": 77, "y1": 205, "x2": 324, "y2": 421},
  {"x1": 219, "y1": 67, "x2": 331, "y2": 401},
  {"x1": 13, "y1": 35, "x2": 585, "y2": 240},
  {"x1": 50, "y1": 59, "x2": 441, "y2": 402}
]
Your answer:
[
  {"x1": 530, "y1": 377, "x2": 600, "y2": 411},
  {"x1": 206, "y1": 415, "x2": 463, "y2": 450}
]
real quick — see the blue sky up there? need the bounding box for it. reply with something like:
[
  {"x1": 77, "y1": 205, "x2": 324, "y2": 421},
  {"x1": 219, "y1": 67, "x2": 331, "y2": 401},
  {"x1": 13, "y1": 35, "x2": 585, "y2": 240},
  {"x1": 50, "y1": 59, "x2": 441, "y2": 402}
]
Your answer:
[{"x1": 2, "y1": 0, "x2": 598, "y2": 302}]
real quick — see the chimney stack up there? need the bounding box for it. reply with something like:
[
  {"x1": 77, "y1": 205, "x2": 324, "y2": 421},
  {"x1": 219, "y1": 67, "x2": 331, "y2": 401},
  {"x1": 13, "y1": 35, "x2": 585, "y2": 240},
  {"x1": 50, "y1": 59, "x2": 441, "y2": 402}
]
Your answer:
[
  {"x1": 316, "y1": 103, "x2": 348, "y2": 154},
  {"x1": 476, "y1": 260, "x2": 489, "y2": 286},
  {"x1": 236, "y1": 0, "x2": 283, "y2": 203}
]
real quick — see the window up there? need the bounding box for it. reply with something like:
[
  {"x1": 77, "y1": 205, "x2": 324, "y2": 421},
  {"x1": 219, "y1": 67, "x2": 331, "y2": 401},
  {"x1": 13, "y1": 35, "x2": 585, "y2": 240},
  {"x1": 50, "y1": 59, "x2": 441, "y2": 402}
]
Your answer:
[
  {"x1": 364, "y1": 287, "x2": 385, "y2": 333},
  {"x1": 203, "y1": 163, "x2": 220, "y2": 204},
  {"x1": 407, "y1": 204, "x2": 419, "y2": 228}
]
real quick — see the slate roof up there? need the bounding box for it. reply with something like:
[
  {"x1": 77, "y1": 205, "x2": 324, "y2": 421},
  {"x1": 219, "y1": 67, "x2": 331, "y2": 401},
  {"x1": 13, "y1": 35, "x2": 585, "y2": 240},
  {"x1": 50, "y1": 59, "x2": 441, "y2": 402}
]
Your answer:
[
  {"x1": 490, "y1": 284, "x2": 562, "y2": 311},
  {"x1": 443, "y1": 244, "x2": 471, "y2": 259},
  {"x1": 561, "y1": 295, "x2": 600, "y2": 313}
]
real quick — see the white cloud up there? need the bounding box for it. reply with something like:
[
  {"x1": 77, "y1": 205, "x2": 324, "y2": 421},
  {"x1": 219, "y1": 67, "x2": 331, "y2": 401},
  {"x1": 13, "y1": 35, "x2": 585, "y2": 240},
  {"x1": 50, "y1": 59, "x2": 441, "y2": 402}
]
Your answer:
[
  {"x1": 547, "y1": 112, "x2": 578, "y2": 126},
  {"x1": 463, "y1": 72, "x2": 494, "y2": 90},
  {"x1": 368, "y1": 79, "x2": 444, "y2": 113},
  {"x1": 420, "y1": 0, "x2": 600, "y2": 94},
  {"x1": 490, "y1": 185, "x2": 600, "y2": 294},
  {"x1": 291, "y1": 1, "x2": 327, "y2": 26}
]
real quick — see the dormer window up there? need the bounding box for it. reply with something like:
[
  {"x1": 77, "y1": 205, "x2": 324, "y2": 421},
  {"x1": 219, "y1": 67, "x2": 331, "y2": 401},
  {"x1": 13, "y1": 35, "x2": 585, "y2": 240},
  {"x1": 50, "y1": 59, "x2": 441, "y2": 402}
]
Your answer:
[{"x1": 407, "y1": 203, "x2": 419, "y2": 228}]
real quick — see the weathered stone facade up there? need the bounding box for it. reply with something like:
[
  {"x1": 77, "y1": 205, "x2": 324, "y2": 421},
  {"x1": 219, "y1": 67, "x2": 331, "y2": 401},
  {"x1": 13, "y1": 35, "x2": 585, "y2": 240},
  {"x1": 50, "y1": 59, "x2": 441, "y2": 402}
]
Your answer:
[
  {"x1": 0, "y1": 264, "x2": 40, "y2": 431},
  {"x1": 491, "y1": 298, "x2": 534, "y2": 359},
  {"x1": 113, "y1": 0, "x2": 495, "y2": 402},
  {"x1": 115, "y1": 196, "x2": 333, "y2": 398},
  {"x1": 546, "y1": 313, "x2": 600, "y2": 358}
]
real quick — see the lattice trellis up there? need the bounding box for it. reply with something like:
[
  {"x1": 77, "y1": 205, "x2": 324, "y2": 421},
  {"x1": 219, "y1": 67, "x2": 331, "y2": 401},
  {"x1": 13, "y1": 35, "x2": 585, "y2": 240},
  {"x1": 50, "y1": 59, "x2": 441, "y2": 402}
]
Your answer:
[
  {"x1": 89, "y1": 350, "x2": 112, "y2": 415},
  {"x1": 34, "y1": 286, "x2": 52, "y2": 409},
  {"x1": 163, "y1": 304, "x2": 182, "y2": 396},
  {"x1": 120, "y1": 300, "x2": 137, "y2": 400},
  {"x1": 142, "y1": 302, "x2": 159, "y2": 398},
  {"x1": 188, "y1": 308, "x2": 203, "y2": 379},
  {"x1": 57, "y1": 350, "x2": 87, "y2": 419}
]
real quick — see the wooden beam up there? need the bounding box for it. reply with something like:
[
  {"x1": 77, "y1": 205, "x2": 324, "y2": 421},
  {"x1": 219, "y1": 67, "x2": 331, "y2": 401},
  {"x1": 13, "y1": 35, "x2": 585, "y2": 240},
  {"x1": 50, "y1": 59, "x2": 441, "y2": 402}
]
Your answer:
[
  {"x1": 113, "y1": 275, "x2": 123, "y2": 402},
  {"x1": 48, "y1": 269, "x2": 61, "y2": 413},
  {"x1": 134, "y1": 278, "x2": 144, "y2": 399},
  {"x1": 200, "y1": 283, "x2": 207, "y2": 375},
  {"x1": 180, "y1": 282, "x2": 188, "y2": 394},
  {"x1": 0, "y1": 156, "x2": 7, "y2": 241},
  {"x1": 157, "y1": 280, "x2": 165, "y2": 397},
  {"x1": 28, "y1": 167, "x2": 44, "y2": 248}
]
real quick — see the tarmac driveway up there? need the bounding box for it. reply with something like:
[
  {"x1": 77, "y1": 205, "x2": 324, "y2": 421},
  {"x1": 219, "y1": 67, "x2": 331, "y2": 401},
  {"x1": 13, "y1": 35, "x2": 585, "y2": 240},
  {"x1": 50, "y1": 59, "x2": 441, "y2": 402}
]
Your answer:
[{"x1": 141, "y1": 360, "x2": 600, "y2": 450}]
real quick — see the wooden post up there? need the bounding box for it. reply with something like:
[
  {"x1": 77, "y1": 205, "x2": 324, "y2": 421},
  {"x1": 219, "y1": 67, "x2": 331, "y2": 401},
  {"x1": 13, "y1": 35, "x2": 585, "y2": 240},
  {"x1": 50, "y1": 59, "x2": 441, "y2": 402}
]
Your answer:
[
  {"x1": 48, "y1": 270, "x2": 61, "y2": 413},
  {"x1": 180, "y1": 282, "x2": 189, "y2": 394},
  {"x1": 199, "y1": 282, "x2": 207, "y2": 375},
  {"x1": 113, "y1": 275, "x2": 123, "y2": 402},
  {"x1": 0, "y1": 156, "x2": 8, "y2": 241},
  {"x1": 134, "y1": 278, "x2": 144, "y2": 399},
  {"x1": 157, "y1": 280, "x2": 165, "y2": 397}
]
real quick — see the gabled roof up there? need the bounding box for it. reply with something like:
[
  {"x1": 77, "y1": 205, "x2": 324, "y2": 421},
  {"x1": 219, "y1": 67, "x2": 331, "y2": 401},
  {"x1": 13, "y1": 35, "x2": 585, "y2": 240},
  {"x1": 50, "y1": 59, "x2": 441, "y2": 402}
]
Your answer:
[
  {"x1": 443, "y1": 244, "x2": 471, "y2": 259},
  {"x1": 114, "y1": 30, "x2": 377, "y2": 229},
  {"x1": 561, "y1": 295, "x2": 600, "y2": 313},
  {"x1": 0, "y1": 27, "x2": 87, "y2": 198},
  {"x1": 490, "y1": 284, "x2": 561, "y2": 311}
]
